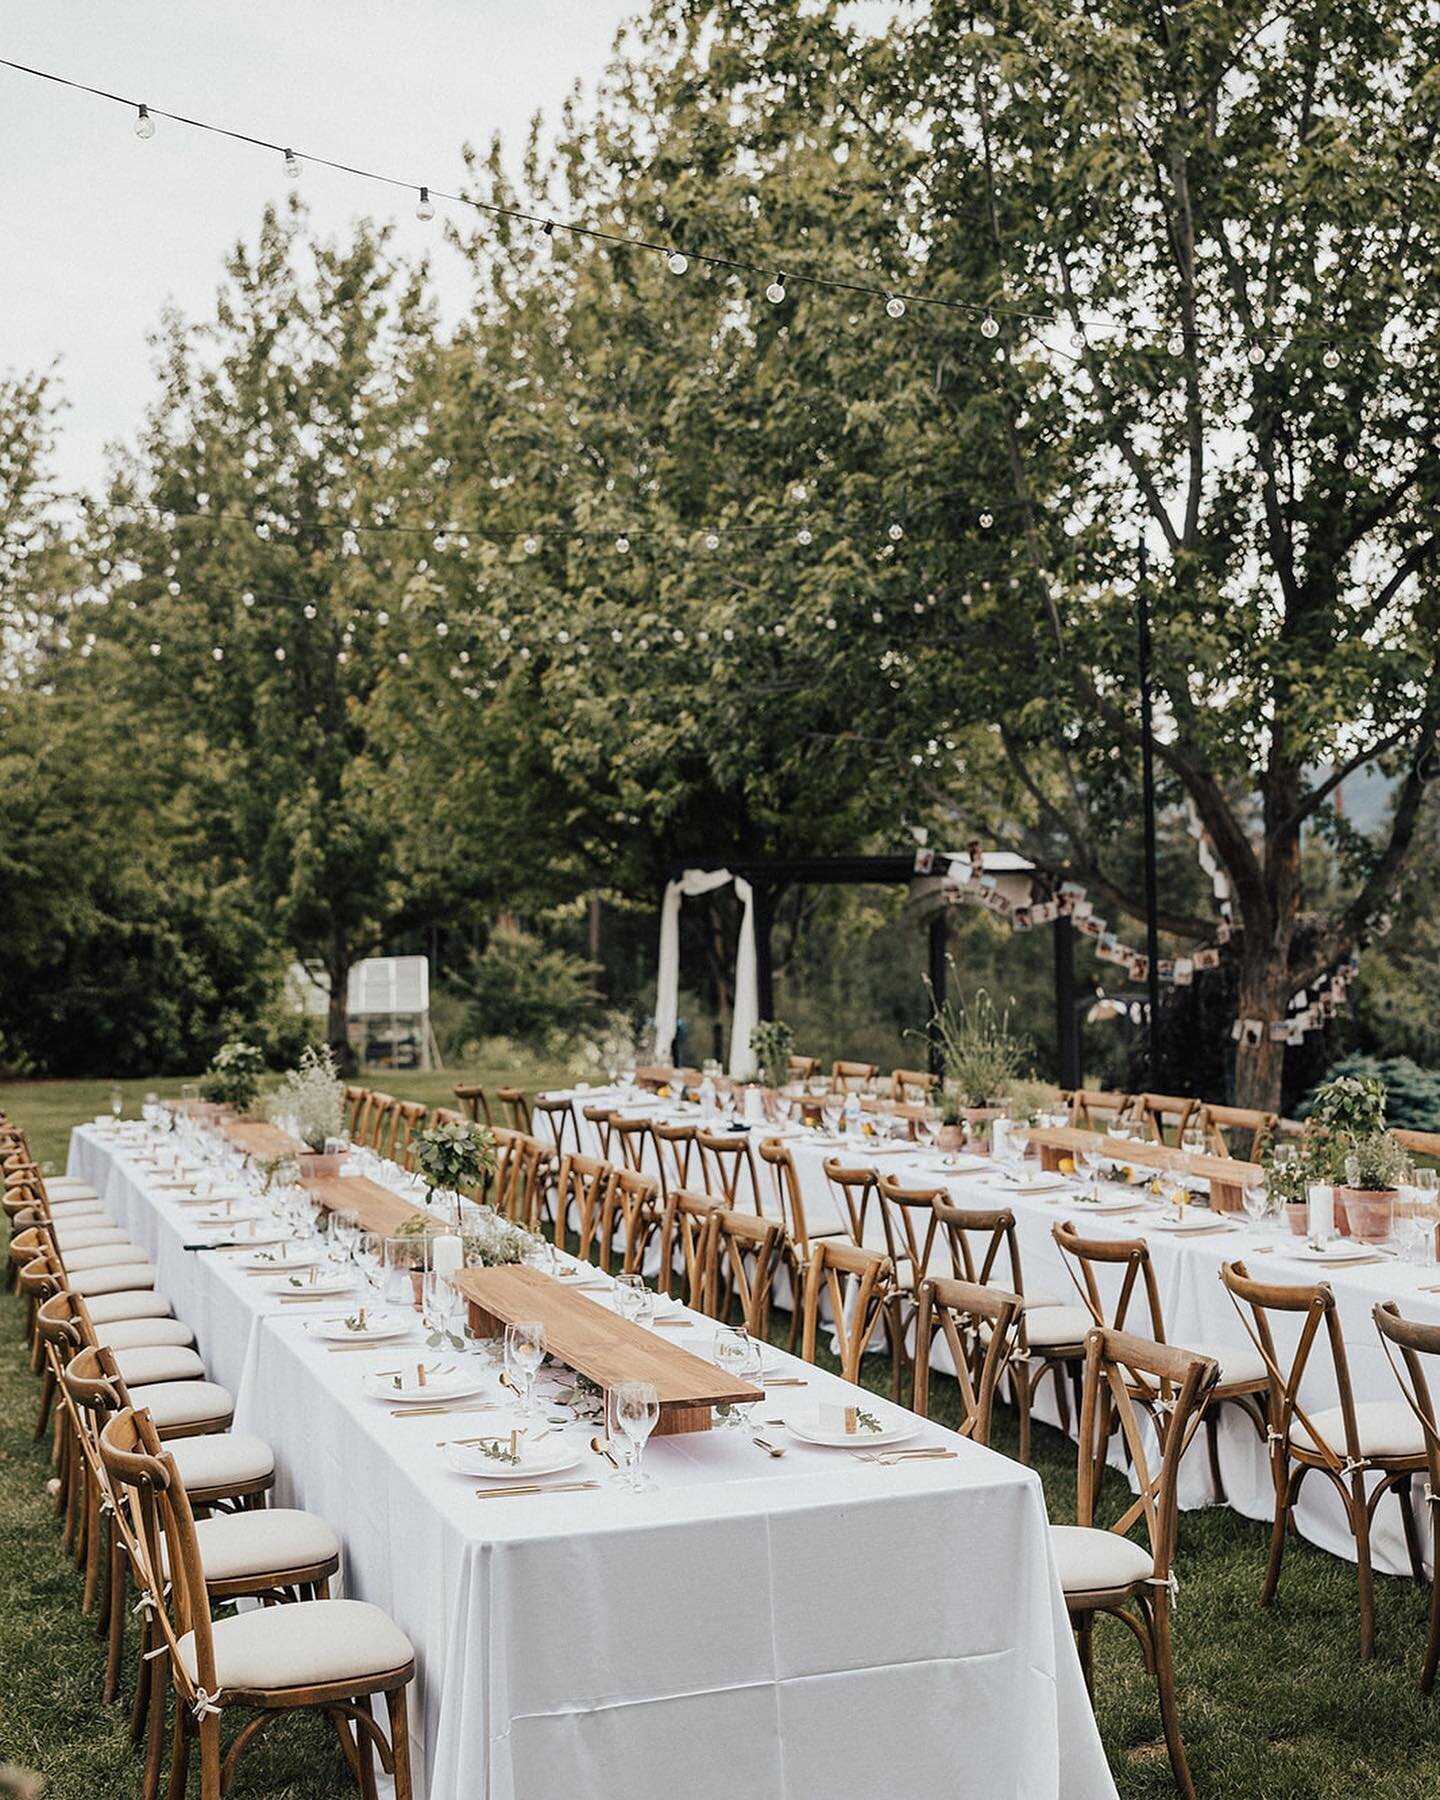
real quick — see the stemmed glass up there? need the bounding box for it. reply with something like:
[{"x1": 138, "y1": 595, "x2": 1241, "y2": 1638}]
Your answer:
[
  {"x1": 914, "y1": 1110, "x2": 938, "y2": 1154},
  {"x1": 504, "y1": 1320, "x2": 546, "y2": 1416},
  {"x1": 711, "y1": 1325, "x2": 761, "y2": 1427},
  {"x1": 820, "y1": 1097, "x2": 843, "y2": 1139},
  {"x1": 615, "y1": 1272, "x2": 654, "y2": 1325},
  {"x1": 612, "y1": 1380, "x2": 660, "y2": 1490},
  {"x1": 1241, "y1": 1180, "x2": 1271, "y2": 1234}
]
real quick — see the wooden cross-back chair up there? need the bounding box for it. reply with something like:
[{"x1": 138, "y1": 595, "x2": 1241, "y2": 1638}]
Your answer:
[
  {"x1": 756, "y1": 1139, "x2": 847, "y2": 1351},
  {"x1": 496, "y1": 1133, "x2": 553, "y2": 1234},
  {"x1": 830, "y1": 1059, "x2": 878, "y2": 1094},
  {"x1": 1395, "y1": 1126, "x2": 1440, "y2": 1163},
  {"x1": 820, "y1": 1156, "x2": 880, "y2": 1246},
  {"x1": 652, "y1": 1121, "x2": 699, "y2": 1197},
  {"x1": 578, "y1": 1103, "x2": 616, "y2": 1161},
  {"x1": 552, "y1": 1153, "x2": 615, "y2": 1264},
  {"x1": 1373, "y1": 1302, "x2": 1440, "y2": 1691},
  {"x1": 428, "y1": 1107, "x2": 466, "y2": 1130},
  {"x1": 606, "y1": 1113, "x2": 654, "y2": 1176},
  {"x1": 713, "y1": 1209, "x2": 784, "y2": 1338},
  {"x1": 341, "y1": 1087, "x2": 367, "y2": 1138},
  {"x1": 495, "y1": 1086, "x2": 533, "y2": 1133},
  {"x1": 1200, "y1": 1103, "x2": 1277, "y2": 1162},
  {"x1": 1068, "y1": 1089, "x2": 1134, "y2": 1132},
  {"x1": 889, "y1": 1068, "x2": 939, "y2": 1104},
  {"x1": 1220, "y1": 1260, "x2": 1428, "y2": 1660},
  {"x1": 606, "y1": 1168, "x2": 662, "y2": 1276},
  {"x1": 787, "y1": 1054, "x2": 820, "y2": 1084},
  {"x1": 1133, "y1": 1092, "x2": 1200, "y2": 1148},
  {"x1": 872, "y1": 1173, "x2": 952, "y2": 1400},
  {"x1": 1055, "y1": 1328, "x2": 1219, "y2": 1800},
  {"x1": 532, "y1": 1093, "x2": 579, "y2": 1158},
  {"x1": 913, "y1": 1277, "x2": 1022, "y2": 1447},
  {"x1": 452, "y1": 1083, "x2": 493, "y2": 1127},
  {"x1": 931, "y1": 1200, "x2": 1088, "y2": 1464},
  {"x1": 362, "y1": 1092, "x2": 398, "y2": 1155},
  {"x1": 99, "y1": 1407, "x2": 417, "y2": 1800},
  {"x1": 1053, "y1": 1221, "x2": 1267, "y2": 1501},
  {"x1": 390, "y1": 1102, "x2": 429, "y2": 1171},
  {"x1": 658, "y1": 1189, "x2": 723, "y2": 1310},
  {"x1": 799, "y1": 1239, "x2": 894, "y2": 1386},
  {"x1": 695, "y1": 1129, "x2": 764, "y2": 1215}
]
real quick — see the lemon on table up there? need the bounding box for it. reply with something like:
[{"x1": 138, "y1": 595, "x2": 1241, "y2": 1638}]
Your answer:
[{"x1": 1058, "y1": 1155, "x2": 1075, "y2": 1175}]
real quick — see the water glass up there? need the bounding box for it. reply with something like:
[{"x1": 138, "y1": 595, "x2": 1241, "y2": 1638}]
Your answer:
[
  {"x1": 1241, "y1": 1181, "x2": 1269, "y2": 1232},
  {"x1": 615, "y1": 1272, "x2": 654, "y2": 1325},
  {"x1": 613, "y1": 1380, "x2": 660, "y2": 1490},
  {"x1": 504, "y1": 1320, "x2": 546, "y2": 1416}
]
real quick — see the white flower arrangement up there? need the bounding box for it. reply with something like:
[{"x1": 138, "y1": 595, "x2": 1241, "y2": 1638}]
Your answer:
[{"x1": 267, "y1": 1044, "x2": 344, "y2": 1151}]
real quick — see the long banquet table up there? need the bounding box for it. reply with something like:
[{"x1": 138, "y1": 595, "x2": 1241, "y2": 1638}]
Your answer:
[
  {"x1": 537, "y1": 1086, "x2": 1440, "y2": 1578},
  {"x1": 69, "y1": 1121, "x2": 1116, "y2": 1800}
]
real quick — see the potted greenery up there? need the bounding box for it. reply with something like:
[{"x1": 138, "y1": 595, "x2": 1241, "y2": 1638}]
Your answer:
[
  {"x1": 1300, "y1": 1073, "x2": 1391, "y2": 1235},
  {"x1": 1261, "y1": 1148, "x2": 1310, "y2": 1236},
  {"x1": 923, "y1": 970, "x2": 1032, "y2": 1151},
  {"x1": 410, "y1": 1118, "x2": 498, "y2": 1229},
  {"x1": 1337, "y1": 1133, "x2": 1412, "y2": 1243},
  {"x1": 200, "y1": 1041, "x2": 266, "y2": 1116},
  {"x1": 750, "y1": 1018, "x2": 796, "y2": 1091},
  {"x1": 267, "y1": 1044, "x2": 345, "y2": 1177}
]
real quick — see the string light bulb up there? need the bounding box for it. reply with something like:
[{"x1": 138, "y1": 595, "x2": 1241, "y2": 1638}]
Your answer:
[
  {"x1": 885, "y1": 294, "x2": 905, "y2": 319},
  {"x1": 134, "y1": 104, "x2": 154, "y2": 140},
  {"x1": 416, "y1": 186, "x2": 435, "y2": 222},
  {"x1": 1167, "y1": 331, "x2": 1185, "y2": 356},
  {"x1": 704, "y1": 532, "x2": 719, "y2": 551},
  {"x1": 1322, "y1": 342, "x2": 1340, "y2": 369},
  {"x1": 615, "y1": 535, "x2": 630, "y2": 554},
  {"x1": 667, "y1": 251, "x2": 688, "y2": 275},
  {"x1": 523, "y1": 535, "x2": 539, "y2": 555},
  {"x1": 283, "y1": 148, "x2": 301, "y2": 179},
  {"x1": 980, "y1": 311, "x2": 1000, "y2": 339},
  {"x1": 1247, "y1": 341, "x2": 1266, "y2": 366},
  {"x1": 888, "y1": 522, "x2": 904, "y2": 541},
  {"x1": 979, "y1": 510, "x2": 995, "y2": 529},
  {"x1": 797, "y1": 527, "x2": 813, "y2": 546},
  {"x1": 765, "y1": 273, "x2": 787, "y2": 305}
]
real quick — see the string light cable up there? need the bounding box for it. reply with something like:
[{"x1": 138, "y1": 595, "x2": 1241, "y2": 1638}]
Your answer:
[{"x1": 0, "y1": 55, "x2": 1429, "y2": 358}]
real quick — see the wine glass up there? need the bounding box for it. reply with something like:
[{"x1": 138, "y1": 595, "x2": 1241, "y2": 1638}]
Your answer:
[
  {"x1": 1241, "y1": 1181, "x2": 1270, "y2": 1232},
  {"x1": 504, "y1": 1320, "x2": 546, "y2": 1416},
  {"x1": 821, "y1": 1098, "x2": 843, "y2": 1138},
  {"x1": 615, "y1": 1272, "x2": 654, "y2": 1325},
  {"x1": 711, "y1": 1326, "x2": 756, "y2": 1428},
  {"x1": 613, "y1": 1380, "x2": 660, "y2": 1490},
  {"x1": 914, "y1": 1110, "x2": 938, "y2": 1154},
  {"x1": 1182, "y1": 1122, "x2": 1206, "y2": 1161}
]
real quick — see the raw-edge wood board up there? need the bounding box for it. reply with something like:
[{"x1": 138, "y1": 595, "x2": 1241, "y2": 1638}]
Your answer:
[
  {"x1": 302, "y1": 1174, "x2": 430, "y2": 1236},
  {"x1": 223, "y1": 1120, "x2": 309, "y2": 1161},
  {"x1": 455, "y1": 1264, "x2": 761, "y2": 1436},
  {"x1": 1027, "y1": 1127, "x2": 1260, "y2": 1212}
]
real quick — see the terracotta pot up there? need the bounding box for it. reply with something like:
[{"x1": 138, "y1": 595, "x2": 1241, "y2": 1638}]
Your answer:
[
  {"x1": 1285, "y1": 1203, "x2": 1308, "y2": 1237},
  {"x1": 936, "y1": 1124, "x2": 967, "y2": 1153},
  {"x1": 1337, "y1": 1187, "x2": 1398, "y2": 1244},
  {"x1": 298, "y1": 1150, "x2": 344, "y2": 1181}
]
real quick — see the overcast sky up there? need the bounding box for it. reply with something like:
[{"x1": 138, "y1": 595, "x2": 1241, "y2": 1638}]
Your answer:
[{"x1": 1, "y1": 2, "x2": 638, "y2": 494}]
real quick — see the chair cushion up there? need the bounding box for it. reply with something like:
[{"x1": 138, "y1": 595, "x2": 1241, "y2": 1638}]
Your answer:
[
  {"x1": 46, "y1": 1198, "x2": 111, "y2": 1217},
  {"x1": 1134, "y1": 1339, "x2": 1267, "y2": 1391},
  {"x1": 169, "y1": 1433, "x2": 274, "y2": 1495},
  {"x1": 47, "y1": 1180, "x2": 101, "y2": 1200},
  {"x1": 1021, "y1": 1304, "x2": 1094, "y2": 1349},
  {"x1": 113, "y1": 1346, "x2": 207, "y2": 1386},
  {"x1": 94, "y1": 1317, "x2": 195, "y2": 1352},
  {"x1": 177, "y1": 1598, "x2": 413, "y2": 1691},
  {"x1": 129, "y1": 1379, "x2": 234, "y2": 1431},
  {"x1": 1289, "y1": 1401, "x2": 1426, "y2": 1462},
  {"x1": 84, "y1": 1289, "x2": 173, "y2": 1324},
  {"x1": 61, "y1": 1243, "x2": 143, "y2": 1271},
  {"x1": 70, "y1": 1263, "x2": 157, "y2": 1296},
  {"x1": 1050, "y1": 1524, "x2": 1154, "y2": 1595},
  {"x1": 162, "y1": 1509, "x2": 340, "y2": 1583},
  {"x1": 50, "y1": 1225, "x2": 129, "y2": 1250}
]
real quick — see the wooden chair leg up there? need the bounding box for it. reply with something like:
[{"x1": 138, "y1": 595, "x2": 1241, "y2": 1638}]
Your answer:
[
  {"x1": 143, "y1": 1655, "x2": 169, "y2": 1800},
  {"x1": 1351, "y1": 1475, "x2": 1377, "y2": 1661},
  {"x1": 166, "y1": 1706, "x2": 191, "y2": 1800},
  {"x1": 198, "y1": 1710, "x2": 222, "y2": 1800},
  {"x1": 1013, "y1": 1363, "x2": 1032, "y2": 1466},
  {"x1": 1260, "y1": 1461, "x2": 1295, "y2": 1608},
  {"x1": 355, "y1": 1696, "x2": 380, "y2": 1800},
  {"x1": 103, "y1": 1530, "x2": 126, "y2": 1704},
  {"x1": 386, "y1": 1685, "x2": 413, "y2": 1800},
  {"x1": 1422, "y1": 1510, "x2": 1440, "y2": 1694},
  {"x1": 1396, "y1": 1475, "x2": 1426, "y2": 1584},
  {"x1": 1148, "y1": 1599, "x2": 1198, "y2": 1800},
  {"x1": 1074, "y1": 1612, "x2": 1094, "y2": 1699},
  {"x1": 35, "y1": 1362, "x2": 55, "y2": 1438},
  {"x1": 1204, "y1": 1407, "x2": 1224, "y2": 1502},
  {"x1": 82, "y1": 1481, "x2": 102, "y2": 1614}
]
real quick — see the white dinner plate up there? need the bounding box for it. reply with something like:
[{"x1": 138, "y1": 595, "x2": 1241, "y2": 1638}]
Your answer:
[
  {"x1": 363, "y1": 1366, "x2": 487, "y2": 1405},
  {"x1": 191, "y1": 1205, "x2": 267, "y2": 1225},
  {"x1": 239, "y1": 1247, "x2": 318, "y2": 1272},
  {"x1": 263, "y1": 1271, "x2": 355, "y2": 1297},
  {"x1": 442, "y1": 1437, "x2": 580, "y2": 1479},
  {"x1": 990, "y1": 1172, "x2": 1072, "y2": 1195},
  {"x1": 1062, "y1": 1196, "x2": 1150, "y2": 1216},
  {"x1": 786, "y1": 1407, "x2": 919, "y2": 1449},
  {"x1": 1282, "y1": 1241, "x2": 1391, "y2": 1265},
  {"x1": 305, "y1": 1312, "x2": 413, "y2": 1343},
  {"x1": 918, "y1": 1155, "x2": 991, "y2": 1176},
  {"x1": 1145, "y1": 1214, "x2": 1235, "y2": 1234}
]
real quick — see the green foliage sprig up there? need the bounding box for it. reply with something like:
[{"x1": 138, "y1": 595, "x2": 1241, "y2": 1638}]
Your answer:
[
  {"x1": 750, "y1": 1018, "x2": 796, "y2": 1088},
  {"x1": 267, "y1": 1044, "x2": 344, "y2": 1152},
  {"x1": 921, "y1": 963, "x2": 1032, "y2": 1112},
  {"x1": 200, "y1": 1041, "x2": 266, "y2": 1113}
]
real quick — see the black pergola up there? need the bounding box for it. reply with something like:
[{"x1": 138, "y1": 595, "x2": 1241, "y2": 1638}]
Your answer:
[{"x1": 664, "y1": 855, "x2": 1082, "y2": 1087}]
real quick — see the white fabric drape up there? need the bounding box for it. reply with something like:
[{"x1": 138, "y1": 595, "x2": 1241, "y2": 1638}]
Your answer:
[{"x1": 653, "y1": 869, "x2": 759, "y2": 1080}]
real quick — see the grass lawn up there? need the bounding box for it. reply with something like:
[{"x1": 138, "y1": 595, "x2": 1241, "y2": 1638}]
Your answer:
[{"x1": 5, "y1": 1084, "x2": 1440, "y2": 1796}]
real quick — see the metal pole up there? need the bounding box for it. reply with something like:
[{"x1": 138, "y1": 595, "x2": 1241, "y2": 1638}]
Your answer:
[
  {"x1": 754, "y1": 883, "x2": 776, "y2": 1020},
  {"x1": 927, "y1": 911, "x2": 948, "y2": 1078},
  {"x1": 1137, "y1": 539, "x2": 1163, "y2": 1086},
  {"x1": 1054, "y1": 916, "x2": 1080, "y2": 1088}
]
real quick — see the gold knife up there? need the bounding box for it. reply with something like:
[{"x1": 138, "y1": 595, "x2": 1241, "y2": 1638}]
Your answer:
[{"x1": 473, "y1": 1480, "x2": 600, "y2": 1500}]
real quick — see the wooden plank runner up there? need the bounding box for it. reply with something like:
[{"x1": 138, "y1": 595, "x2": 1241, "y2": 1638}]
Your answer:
[
  {"x1": 302, "y1": 1175, "x2": 430, "y2": 1236},
  {"x1": 1027, "y1": 1127, "x2": 1261, "y2": 1213},
  {"x1": 223, "y1": 1120, "x2": 308, "y2": 1160},
  {"x1": 454, "y1": 1264, "x2": 761, "y2": 1437}
]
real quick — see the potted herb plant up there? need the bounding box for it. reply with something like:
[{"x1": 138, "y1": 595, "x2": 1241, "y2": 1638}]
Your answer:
[
  {"x1": 922, "y1": 969, "x2": 1032, "y2": 1151},
  {"x1": 749, "y1": 1018, "x2": 797, "y2": 1119},
  {"x1": 200, "y1": 1040, "x2": 266, "y2": 1117},
  {"x1": 1300, "y1": 1073, "x2": 1391, "y2": 1235},
  {"x1": 267, "y1": 1044, "x2": 345, "y2": 1177},
  {"x1": 411, "y1": 1118, "x2": 498, "y2": 1229},
  {"x1": 1336, "y1": 1132, "x2": 1412, "y2": 1243}
]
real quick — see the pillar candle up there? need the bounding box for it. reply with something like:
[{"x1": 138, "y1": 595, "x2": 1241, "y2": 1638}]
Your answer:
[
  {"x1": 1306, "y1": 1183, "x2": 1334, "y2": 1245},
  {"x1": 431, "y1": 1233, "x2": 464, "y2": 1278}
]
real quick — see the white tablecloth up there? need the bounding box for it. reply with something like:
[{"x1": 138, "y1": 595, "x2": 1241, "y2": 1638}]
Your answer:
[
  {"x1": 69, "y1": 1123, "x2": 1116, "y2": 1800},
  {"x1": 538, "y1": 1089, "x2": 1440, "y2": 1578}
]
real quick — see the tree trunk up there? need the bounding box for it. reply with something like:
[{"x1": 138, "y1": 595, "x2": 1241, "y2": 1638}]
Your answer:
[
  {"x1": 326, "y1": 948, "x2": 352, "y2": 1072},
  {"x1": 1231, "y1": 943, "x2": 1286, "y2": 1113}
]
